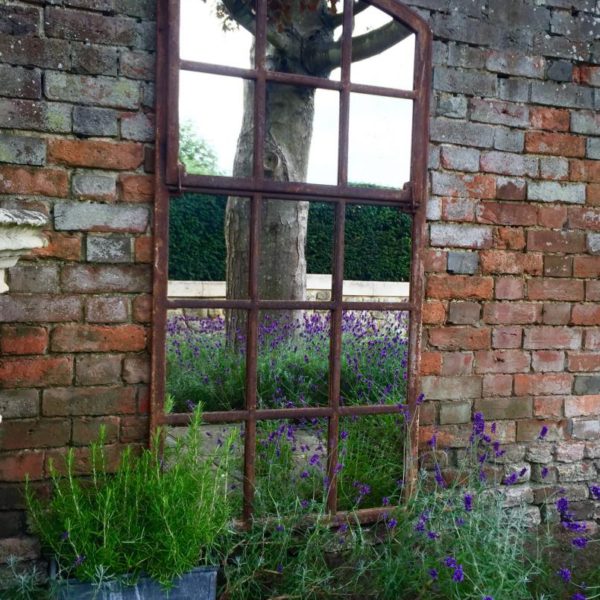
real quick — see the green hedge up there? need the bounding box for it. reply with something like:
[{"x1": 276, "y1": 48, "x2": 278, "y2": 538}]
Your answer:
[{"x1": 168, "y1": 195, "x2": 412, "y2": 282}]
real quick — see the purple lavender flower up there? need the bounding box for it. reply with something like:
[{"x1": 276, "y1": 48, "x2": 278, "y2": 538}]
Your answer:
[
  {"x1": 455, "y1": 517, "x2": 466, "y2": 527},
  {"x1": 483, "y1": 596, "x2": 493, "y2": 600},
  {"x1": 452, "y1": 565, "x2": 464, "y2": 582},
  {"x1": 386, "y1": 518, "x2": 398, "y2": 529},
  {"x1": 541, "y1": 467, "x2": 549, "y2": 479},
  {"x1": 275, "y1": 524, "x2": 284, "y2": 532},
  {"x1": 428, "y1": 568, "x2": 438, "y2": 580},
  {"x1": 416, "y1": 393, "x2": 425, "y2": 405},
  {"x1": 59, "y1": 531, "x2": 69, "y2": 541},
  {"x1": 73, "y1": 555, "x2": 86, "y2": 567},
  {"x1": 503, "y1": 472, "x2": 518, "y2": 486},
  {"x1": 434, "y1": 464, "x2": 446, "y2": 488},
  {"x1": 463, "y1": 493, "x2": 473, "y2": 512},
  {"x1": 427, "y1": 433, "x2": 437, "y2": 448},
  {"x1": 590, "y1": 485, "x2": 600, "y2": 500},
  {"x1": 538, "y1": 425, "x2": 549, "y2": 439},
  {"x1": 427, "y1": 530, "x2": 440, "y2": 540},
  {"x1": 444, "y1": 556, "x2": 457, "y2": 568},
  {"x1": 276, "y1": 564, "x2": 283, "y2": 574},
  {"x1": 571, "y1": 593, "x2": 587, "y2": 600},
  {"x1": 557, "y1": 568, "x2": 572, "y2": 583},
  {"x1": 572, "y1": 537, "x2": 589, "y2": 549}
]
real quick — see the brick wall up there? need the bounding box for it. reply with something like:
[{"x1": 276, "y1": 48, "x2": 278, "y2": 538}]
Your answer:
[
  {"x1": 0, "y1": 0, "x2": 155, "y2": 569},
  {"x1": 405, "y1": 0, "x2": 600, "y2": 521}
]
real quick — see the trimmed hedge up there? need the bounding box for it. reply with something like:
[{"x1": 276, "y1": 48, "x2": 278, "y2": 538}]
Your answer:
[{"x1": 168, "y1": 194, "x2": 412, "y2": 282}]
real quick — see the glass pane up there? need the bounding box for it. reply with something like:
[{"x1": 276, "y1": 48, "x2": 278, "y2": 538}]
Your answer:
[
  {"x1": 254, "y1": 417, "x2": 328, "y2": 516},
  {"x1": 263, "y1": 84, "x2": 339, "y2": 185},
  {"x1": 348, "y1": 94, "x2": 413, "y2": 188},
  {"x1": 257, "y1": 310, "x2": 330, "y2": 409},
  {"x1": 340, "y1": 311, "x2": 409, "y2": 407},
  {"x1": 179, "y1": 72, "x2": 252, "y2": 177},
  {"x1": 165, "y1": 309, "x2": 247, "y2": 413},
  {"x1": 180, "y1": 0, "x2": 254, "y2": 69},
  {"x1": 337, "y1": 414, "x2": 406, "y2": 511},
  {"x1": 343, "y1": 204, "x2": 412, "y2": 298},
  {"x1": 258, "y1": 199, "x2": 335, "y2": 301},
  {"x1": 350, "y1": 5, "x2": 415, "y2": 90}
]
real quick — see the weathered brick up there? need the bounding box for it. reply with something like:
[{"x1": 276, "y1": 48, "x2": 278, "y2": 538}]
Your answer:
[
  {"x1": 7, "y1": 264, "x2": 59, "y2": 293},
  {"x1": 0, "y1": 356, "x2": 73, "y2": 388},
  {"x1": 527, "y1": 181, "x2": 585, "y2": 204},
  {"x1": 430, "y1": 118, "x2": 495, "y2": 148},
  {"x1": 73, "y1": 416, "x2": 120, "y2": 446},
  {"x1": 572, "y1": 304, "x2": 600, "y2": 326},
  {"x1": 441, "y1": 352, "x2": 473, "y2": 376},
  {"x1": 422, "y1": 300, "x2": 447, "y2": 325},
  {"x1": 470, "y1": 99, "x2": 529, "y2": 128},
  {"x1": 575, "y1": 65, "x2": 600, "y2": 87},
  {"x1": 573, "y1": 376, "x2": 600, "y2": 396},
  {"x1": 570, "y1": 160, "x2": 600, "y2": 183},
  {"x1": 542, "y1": 302, "x2": 573, "y2": 324},
  {"x1": 539, "y1": 157, "x2": 569, "y2": 181},
  {"x1": 533, "y1": 396, "x2": 564, "y2": 418},
  {"x1": 588, "y1": 184, "x2": 600, "y2": 205},
  {"x1": 121, "y1": 112, "x2": 154, "y2": 142},
  {"x1": 524, "y1": 327, "x2": 582, "y2": 350},
  {"x1": 480, "y1": 251, "x2": 542, "y2": 275},
  {"x1": 493, "y1": 127, "x2": 525, "y2": 153},
  {"x1": 532, "y1": 350, "x2": 565, "y2": 372},
  {"x1": 574, "y1": 256, "x2": 600, "y2": 278},
  {"x1": 86, "y1": 235, "x2": 132, "y2": 263},
  {"x1": 2, "y1": 419, "x2": 70, "y2": 450},
  {"x1": 0, "y1": 134, "x2": 45, "y2": 166},
  {"x1": 586, "y1": 280, "x2": 600, "y2": 301},
  {"x1": 32, "y1": 232, "x2": 81, "y2": 261},
  {"x1": 71, "y1": 43, "x2": 118, "y2": 76},
  {"x1": 134, "y1": 236, "x2": 152, "y2": 263},
  {"x1": 0, "y1": 98, "x2": 71, "y2": 133},
  {"x1": 431, "y1": 172, "x2": 496, "y2": 199},
  {"x1": 498, "y1": 78, "x2": 530, "y2": 103},
  {"x1": 525, "y1": 132, "x2": 586, "y2": 158},
  {"x1": 447, "y1": 301, "x2": 480, "y2": 325},
  {"x1": 537, "y1": 205, "x2": 567, "y2": 228},
  {"x1": 495, "y1": 179, "x2": 527, "y2": 201},
  {"x1": 427, "y1": 274, "x2": 494, "y2": 300},
  {"x1": 420, "y1": 376, "x2": 482, "y2": 400},
  {"x1": 480, "y1": 151, "x2": 538, "y2": 177},
  {"x1": 495, "y1": 278, "x2": 524, "y2": 300},
  {"x1": 54, "y1": 202, "x2": 149, "y2": 233},
  {"x1": 45, "y1": 72, "x2": 140, "y2": 110},
  {"x1": 132, "y1": 294, "x2": 151, "y2": 322},
  {"x1": 51, "y1": 324, "x2": 146, "y2": 352},
  {"x1": 587, "y1": 139, "x2": 600, "y2": 160},
  {"x1": 492, "y1": 325, "x2": 522, "y2": 350},
  {"x1": 0, "y1": 64, "x2": 41, "y2": 100},
  {"x1": 531, "y1": 81, "x2": 594, "y2": 110},
  {"x1": 551, "y1": 10, "x2": 600, "y2": 41},
  {"x1": 440, "y1": 145, "x2": 479, "y2": 172},
  {"x1": 0, "y1": 34, "x2": 69, "y2": 70},
  {"x1": 119, "y1": 174, "x2": 154, "y2": 202},
  {"x1": 486, "y1": 50, "x2": 545, "y2": 78},
  {"x1": 0, "y1": 295, "x2": 82, "y2": 322},
  {"x1": 527, "y1": 230, "x2": 585, "y2": 253},
  {"x1": 72, "y1": 173, "x2": 117, "y2": 201},
  {"x1": 61, "y1": 264, "x2": 151, "y2": 293},
  {"x1": 0, "y1": 166, "x2": 68, "y2": 197},
  {"x1": 530, "y1": 107, "x2": 570, "y2": 131},
  {"x1": 483, "y1": 302, "x2": 542, "y2": 325},
  {"x1": 0, "y1": 325, "x2": 48, "y2": 355},
  {"x1": 565, "y1": 395, "x2": 600, "y2": 417},
  {"x1": 585, "y1": 330, "x2": 600, "y2": 350},
  {"x1": 428, "y1": 326, "x2": 490, "y2": 350},
  {"x1": 0, "y1": 389, "x2": 39, "y2": 419},
  {"x1": 571, "y1": 110, "x2": 600, "y2": 135},
  {"x1": 430, "y1": 223, "x2": 492, "y2": 248},
  {"x1": 476, "y1": 396, "x2": 532, "y2": 420},
  {"x1": 439, "y1": 401, "x2": 472, "y2": 425},
  {"x1": 0, "y1": 452, "x2": 44, "y2": 482},
  {"x1": 482, "y1": 374, "x2": 513, "y2": 397},
  {"x1": 73, "y1": 106, "x2": 119, "y2": 137},
  {"x1": 475, "y1": 350, "x2": 530, "y2": 374},
  {"x1": 447, "y1": 252, "x2": 478, "y2": 274},
  {"x1": 436, "y1": 93, "x2": 468, "y2": 119},
  {"x1": 546, "y1": 60, "x2": 573, "y2": 83},
  {"x1": 75, "y1": 354, "x2": 123, "y2": 386},
  {"x1": 123, "y1": 354, "x2": 150, "y2": 384},
  {"x1": 42, "y1": 386, "x2": 136, "y2": 416},
  {"x1": 49, "y1": 139, "x2": 143, "y2": 170},
  {"x1": 571, "y1": 419, "x2": 600, "y2": 440},
  {"x1": 514, "y1": 374, "x2": 573, "y2": 396},
  {"x1": 420, "y1": 352, "x2": 442, "y2": 376},
  {"x1": 85, "y1": 296, "x2": 129, "y2": 323},
  {"x1": 120, "y1": 49, "x2": 155, "y2": 80},
  {"x1": 0, "y1": 5, "x2": 40, "y2": 36},
  {"x1": 441, "y1": 197, "x2": 476, "y2": 222},
  {"x1": 543, "y1": 255, "x2": 572, "y2": 277},
  {"x1": 568, "y1": 352, "x2": 600, "y2": 373},
  {"x1": 494, "y1": 227, "x2": 526, "y2": 251}
]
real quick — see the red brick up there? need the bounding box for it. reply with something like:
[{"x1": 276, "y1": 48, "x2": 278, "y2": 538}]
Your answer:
[
  {"x1": 0, "y1": 452, "x2": 44, "y2": 482},
  {"x1": 423, "y1": 249, "x2": 447, "y2": 272},
  {"x1": 537, "y1": 205, "x2": 567, "y2": 228},
  {"x1": 527, "y1": 279, "x2": 584, "y2": 301},
  {"x1": 543, "y1": 303, "x2": 571, "y2": 325},
  {"x1": 120, "y1": 415, "x2": 149, "y2": 443},
  {"x1": 492, "y1": 326, "x2": 522, "y2": 349},
  {"x1": 565, "y1": 396, "x2": 600, "y2": 417},
  {"x1": 437, "y1": 173, "x2": 496, "y2": 199},
  {"x1": 480, "y1": 250, "x2": 541, "y2": 275},
  {"x1": 0, "y1": 166, "x2": 68, "y2": 197},
  {"x1": 571, "y1": 304, "x2": 600, "y2": 325},
  {"x1": 494, "y1": 227, "x2": 527, "y2": 251},
  {"x1": 483, "y1": 374, "x2": 513, "y2": 397},
  {"x1": 42, "y1": 386, "x2": 137, "y2": 416},
  {"x1": 573, "y1": 65, "x2": 600, "y2": 86},
  {"x1": 483, "y1": 302, "x2": 542, "y2": 324},
  {"x1": 529, "y1": 107, "x2": 570, "y2": 132},
  {"x1": 496, "y1": 179, "x2": 527, "y2": 201},
  {"x1": 531, "y1": 350, "x2": 565, "y2": 372},
  {"x1": 495, "y1": 277, "x2": 524, "y2": 300},
  {"x1": 86, "y1": 297, "x2": 129, "y2": 323},
  {"x1": 0, "y1": 356, "x2": 72, "y2": 388},
  {"x1": 75, "y1": 354, "x2": 122, "y2": 386},
  {"x1": 61, "y1": 264, "x2": 151, "y2": 293},
  {"x1": 51, "y1": 324, "x2": 147, "y2": 352},
  {"x1": 137, "y1": 385, "x2": 150, "y2": 414},
  {"x1": 133, "y1": 294, "x2": 152, "y2": 323},
  {"x1": 514, "y1": 374, "x2": 573, "y2": 396},
  {"x1": 119, "y1": 174, "x2": 153, "y2": 202},
  {"x1": 0, "y1": 325, "x2": 48, "y2": 355},
  {"x1": 568, "y1": 352, "x2": 600, "y2": 372},
  {"x1": 440, "y1": 352, "x2": 473, "y2": 376},
  {"x1": 0, "y1": 294, "x2": 82, "y2": 322},
  {"x1": 524, "y1": 326, "x2": 581, "y2": 350},
  {"x1": 474, "y1": 350, "x2": 530, "y2": 374},
  {"x1": 477, "y1": 201, "x2": 536, "y2": 226},
  {"x1": 428, "y1": 327, "x2": 491, "y2": 350},
  {"x1": 134, "y1": 236, "x2": 152, "y2": 263},
  {"x1": 570, "y1": 160, "x2": 600, "y2": 183},
  {"x1": 533, "y1": 396, "x2": 564, "y2": 418},
  {"x1": 420, "y1": 352, "x2": 442, "y2": 375},
  {"x1": 427, "y1": 275, "x2": 493, "y2": 300},
  {"x1": 516, "y1": 419, "x2": 564, "y2": 442},
  {"x1": 525, "y1": 132, "x2": 586, "y2": 157},
  {"x1": 1, "y1": 419, "x2": 70, "y2": 450},
  {"x1": 123, "y1": 354, "x2": 150, "y2": 384},
  {"x1": 418, "y1": 424, "x2": 472, "y2": 449},
  {"x1": 584, "y1": 329, "x2": 600, "y2": 350},
  {"x1": 568, "y1": 207, "x2": 600, "y2": 232},
  {"x1": 543, "y1": 256, "x2": 572, "y2": 277},
  {"x1": 587, "y1": 184, "x2": 600, "y2": 206},
  {"x1": 587, "y1": 281, "x2": 600, "y2": 302},
  {"x1": 422, "y1": 300, "x2": 447, "y2": 324},
  {"x1": 441, "y1": 197, "x2": 476, "y2": 222},
  {"x1": 48, "y1": 139, "x2": 144, "y2": 170},
  {"x1": 527, "y1": 230, "x2": 585, "y2": 253},
  {"x1": 447, "y1": 301, "x2": 480, "y2": 325},
  {"x1": 45, "y1": 444, "x2": 123, "y2": 476},
  {"x1": 475, "y1": 396, "x2": 532, "y2": 420},
  {"x1": 574, "y1": 257, "x2": 600, "y2": 278},
  {"x1": 72, "y1": 416, "x2": 120, "y2": 445},
  {"x1": 32, "y1": 232, "x2": 81, "y2": 261}
]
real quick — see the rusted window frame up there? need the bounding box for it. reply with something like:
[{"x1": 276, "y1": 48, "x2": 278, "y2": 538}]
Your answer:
[{"x1": 152, "y1": 0, "x2": 432, "y2": 522}]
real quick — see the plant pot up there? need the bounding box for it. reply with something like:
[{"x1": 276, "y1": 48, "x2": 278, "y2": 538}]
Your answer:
[{"x1": 54, "y1": 566, "x2": 218, "y2": 599}]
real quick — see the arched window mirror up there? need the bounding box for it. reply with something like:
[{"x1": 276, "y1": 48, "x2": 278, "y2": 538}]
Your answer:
[{"x1": 153, "y1": 0, "x2": 432, "y2": 521}]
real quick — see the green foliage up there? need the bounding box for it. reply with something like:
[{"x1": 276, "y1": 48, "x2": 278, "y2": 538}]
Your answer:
[
  {"x1": 26, "y1": 408, "x2": 234, "y2": 588},
  {"x1": 179, "y1": 121, "x2": 221, "y2": 176},
  {"x1": 0, "y1": 557, "x2": 48, "y2": 600}
]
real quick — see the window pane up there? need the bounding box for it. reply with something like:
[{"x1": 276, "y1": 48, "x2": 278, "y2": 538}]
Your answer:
[
  {"x1": 348, "y1": 94, "x2": 413, "y2": 188},
  {"x1": 337, "y1": 414, "x2": 406, "y2": 511},
  {"x1": 165, "y1": 309, "x2": 247, "y2": 413},
  {"x1": 179, "y1": 72, "x2": 252, "y2": 177},
  {"x1": 180, "y1": 0, "x2": 254, "y2": 69},
  {"x1": 350, "y1": 5, "x2": 415, "y2": 90},
  {"x1": 343, "y1": 204, "x2": 412, "y2": 299},
  {"x1": 257, "y1": 310, "x2": 331, "y2": 409},
  {"x1": 263, "y1": 84, "x2": 339, "y2": 185},
  {"x1": 340, "y1": 310, "x2": 409, "y2": 407},
  {"x1": 254, "y1": 417, "x2": 328, "y2": 517}
]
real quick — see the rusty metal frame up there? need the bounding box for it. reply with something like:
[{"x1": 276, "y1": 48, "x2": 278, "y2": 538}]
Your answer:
[{"x1": 153, "y1": 0, "x2": 432, "y2": 522}]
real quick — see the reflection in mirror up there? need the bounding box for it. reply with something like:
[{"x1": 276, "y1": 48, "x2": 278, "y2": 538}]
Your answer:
[
  {"x1": 337, "y1": 414, "x2": 406, "y2": 511},
  {"x1": 348, "y1": 94, "x2": 413, "y2": 188},
  {"x1": 257, "y1": 310, "x2": 331, "y2": 409},
  {"x1": 179, "y1": 0, "x2": 254, "y2": 68},
  {"x1": 179, "y1": 72, "x2": 252, "y2": 177},
  {"x1": 343, "y1": 204, "x2": 412, "y2": 298},
  {"x1": 340, "y1": 311, "x2": 409, "y2": 407},
  {"x1": 165, "y1": 309, "x2": 247, "y2": 413},
  {"x1": 350, "y1": 5, "x2": 415, "y2": 90},
  {"x1": 254, "y1": 418, "x2": 327, "y2": 517}
]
